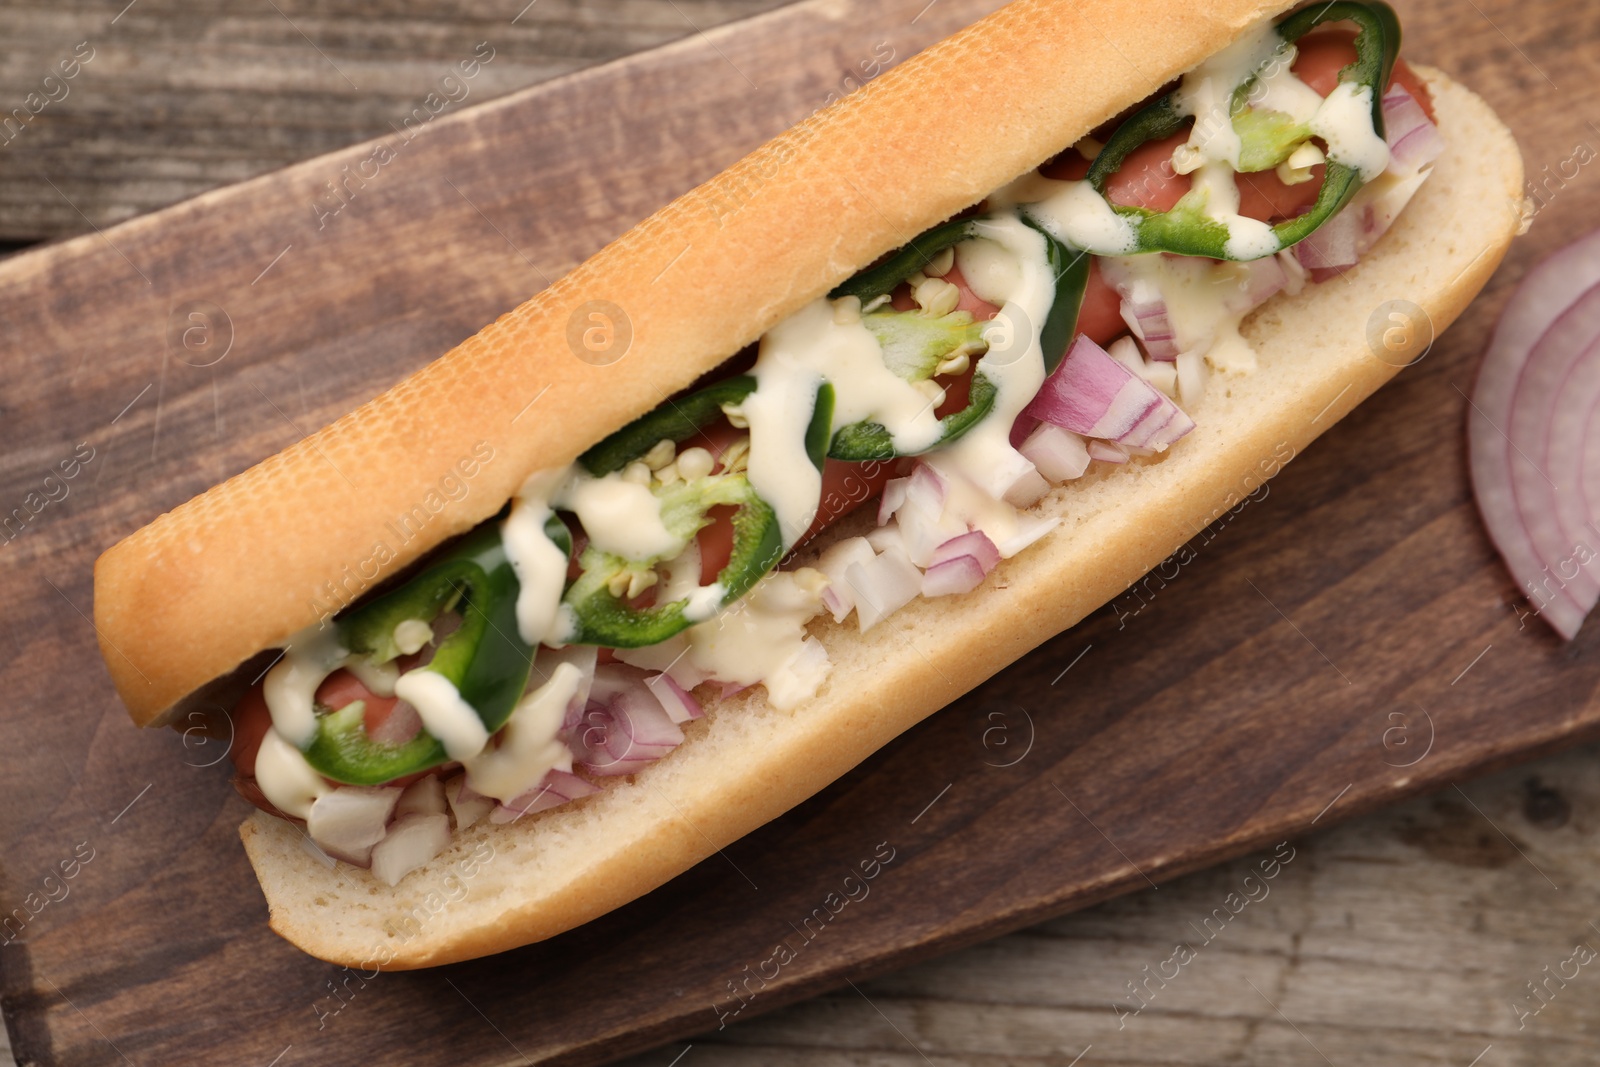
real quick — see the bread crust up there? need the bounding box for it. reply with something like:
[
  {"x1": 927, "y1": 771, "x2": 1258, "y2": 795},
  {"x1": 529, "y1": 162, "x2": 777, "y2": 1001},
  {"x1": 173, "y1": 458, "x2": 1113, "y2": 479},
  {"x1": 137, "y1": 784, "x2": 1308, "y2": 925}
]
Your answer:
[
  {"x1": 236, "y1": 68, "x2": 1524, "y2": 969},
  {"x1": 93, "y1": 0, "x2": 1296, "y2": 727}
]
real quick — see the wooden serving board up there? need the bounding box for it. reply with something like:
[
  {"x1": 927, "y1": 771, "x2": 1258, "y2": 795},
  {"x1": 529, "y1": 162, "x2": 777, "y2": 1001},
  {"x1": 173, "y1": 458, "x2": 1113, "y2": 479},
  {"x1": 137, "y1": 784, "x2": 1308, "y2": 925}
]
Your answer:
[{"x1": 0, "y1": 0, "x2": 1591, "y2": 1063}]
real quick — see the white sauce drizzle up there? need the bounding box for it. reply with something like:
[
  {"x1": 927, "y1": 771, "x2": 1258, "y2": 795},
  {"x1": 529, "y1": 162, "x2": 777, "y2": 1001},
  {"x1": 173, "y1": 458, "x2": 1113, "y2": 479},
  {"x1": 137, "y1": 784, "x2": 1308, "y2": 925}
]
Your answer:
[
  {"x1": 684, "y1": 570, "x2": 830, "y2": 711},
  {"x1": 255, "y1": 16, "x2": 1420, "y2": 819},
  {"x1": 392, "y1": 670, "x2": 490, "y2": 760},
  {"x1": 262, "y1": 625, "x2": 349, "y2": 747},
  {"x1": 1024, "y1": 180, "x2": 1140, "y2": 256},
  {"x1": 503, "y1": 468, "x2": 577, "y2": 647},
  {"x1": 937, "y1": 215, "x2": 1057, "y2": 499},
  {"x1": 344, "y1": 655, "x2": 398, "y2": 698},
  {"x1": 1101, "y1": 254, "x2": 1261, "y2": 373},
  {"x1": 1252, "y1": 44, "x2": 1324, "y2": 124},
  {"x1": 560, "y1": 470, "x2": 684, "y2": 561},
  {"x1": 1169, "y1": 20, "x2": 1295, "y2": 260},
  {"x1": 462, "y1": 661, "x2": 580, "y2": 802},
  {"x1": 1310, "y1": 81, "x2": 1390, "y2": 181},
  {"x1": 744, "y1": 298, "x2": 943, "y2": 544},
  {"x1": 255, "y1": 729, "x2": 329, "y2": 819}
]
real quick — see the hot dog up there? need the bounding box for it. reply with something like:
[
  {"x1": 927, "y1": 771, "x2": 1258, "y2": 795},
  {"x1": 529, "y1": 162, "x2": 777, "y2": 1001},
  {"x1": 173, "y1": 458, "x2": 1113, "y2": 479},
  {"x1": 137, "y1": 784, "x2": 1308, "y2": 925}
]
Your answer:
[{"x1": 93, "y1": 0, "x2": 1523, "y2": 967}]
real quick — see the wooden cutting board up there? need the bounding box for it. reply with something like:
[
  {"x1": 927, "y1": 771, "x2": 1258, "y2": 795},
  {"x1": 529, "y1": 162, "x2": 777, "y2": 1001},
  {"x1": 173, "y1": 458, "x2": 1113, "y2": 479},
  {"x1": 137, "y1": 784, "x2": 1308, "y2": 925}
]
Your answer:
[{"x1": 1, "y1": 0, "x2": 1590, "y2": 1063}]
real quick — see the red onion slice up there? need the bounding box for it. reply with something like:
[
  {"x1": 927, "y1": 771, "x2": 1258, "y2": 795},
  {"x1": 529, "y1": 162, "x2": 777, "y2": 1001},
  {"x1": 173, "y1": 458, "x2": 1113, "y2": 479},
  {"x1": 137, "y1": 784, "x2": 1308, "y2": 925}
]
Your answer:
[
  {"x1": 1470, "y1": 230, "x2": 1600, "y2": 638},
  {"x1": 490, "y1": 769, "x2": 601, "y2": 822},
  {"x1": 370, "y1": 813, "x2": 451, "y2": 886},
  {"x1": 845, "y1": 544, "x2": 923, "y2": 631},
  {"x1": 307, "y1": 786, "x2": 401, "y2": 865},
  {"x1": 445, "y1": 774, "x2": 495, "y2": 830},
  {"x1": 1507, "y1": 286, "x2": 1600, "y2": 617},
  {"x1": 1118, "y1": 277, "x2": 1180, "y2": 361},
  {"x1": 1383, "y1": 83, "x2": 1445, "y2": 173},
  {"x1": 645, "y1": 671, "x2": 703, "y2": 724},
  {"x1": 395, "y1": 775, "x2": 447, "y2": 817},
  {"x1": 922, "y1": 555, "x2": 987, "y2": 597},
  {"x1": 1020, "y1": 423, "x2": 1091, "y2": 483},
  {"x1": 1088, "y1": 440, "x2": 1128, "y2": 464},
  {"x1": 571, "y1": 664, "x2": 687, "y2": 774},
  {"x1": 1296, "y1": 85, "x2": 1442, "y2": 282},
  {"x1": 1023, "y1": 336, "x2": 1195, "y2": 451},
  {"x1": 928, "y1": 531, "x2": 1000, "y2": 573}
]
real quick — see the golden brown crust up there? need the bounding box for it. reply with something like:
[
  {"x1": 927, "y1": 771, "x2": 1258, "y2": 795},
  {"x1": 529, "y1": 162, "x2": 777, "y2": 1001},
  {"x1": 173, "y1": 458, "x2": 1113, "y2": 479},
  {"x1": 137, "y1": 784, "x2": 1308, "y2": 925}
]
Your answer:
[
  {"x1": 93, "y1": 0, "x2": 1294, "y2": 727},
  {"x1": 238, "y1": 69, "x2": 1523, "y2": 969}
]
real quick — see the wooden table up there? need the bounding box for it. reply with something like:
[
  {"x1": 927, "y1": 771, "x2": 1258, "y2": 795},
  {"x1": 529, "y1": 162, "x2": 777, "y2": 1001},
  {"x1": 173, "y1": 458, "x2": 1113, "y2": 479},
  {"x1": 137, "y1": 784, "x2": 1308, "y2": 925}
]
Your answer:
[{"x1": 3, "y1": 2, "x2": 1598, "y2": 1065}]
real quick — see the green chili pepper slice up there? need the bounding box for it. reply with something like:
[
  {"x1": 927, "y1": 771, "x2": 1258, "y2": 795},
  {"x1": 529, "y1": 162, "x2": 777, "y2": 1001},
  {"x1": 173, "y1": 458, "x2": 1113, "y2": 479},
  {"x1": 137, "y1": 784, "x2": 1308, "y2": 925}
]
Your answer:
[
  {"x1": 579, "y1": 376, "x2": 757, "y2": 477},
  {"x1": 826, "y1": 211, "x2": 1090, "y2": 460},
  {"x1": 561, "y1": 384, "x2": 835, "y2": 648},
  {"x1": 1082, "y1": 0, "x2": 1400, "y2": 260},
  {"x1": 303, "y1": 523, "x2": 533, "y2": 785},
  {"x1": 1019, "y1": 211, "x2": 1091, "y2": 374},
  {"x1": 828, "y1": 217, "x2": 979, "y2": 303}
]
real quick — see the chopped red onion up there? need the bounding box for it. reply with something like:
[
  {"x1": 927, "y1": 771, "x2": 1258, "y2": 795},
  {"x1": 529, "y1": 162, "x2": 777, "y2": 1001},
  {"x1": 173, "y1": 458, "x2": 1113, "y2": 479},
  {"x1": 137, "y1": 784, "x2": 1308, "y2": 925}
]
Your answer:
[
  {"x1": 928, "y1": 531, "x2": 1000, "y2": 573},
  {"x1": 845, "y1": 544, "x2": 923, "y2": 631},
  {"x1": 1294, "y1": 203, "x2": 1367, "y2": 274},
  {"x1": 395, "y1": 775, "x2": 447, "y2": 817},
  {"x1": 1118, "y1": 277, "x2": 1180, "y2": 361},
  {"x1": 1296, "y1": 84, "x2": 1442, "y2": 281},
  {"x1": 307, "y1": 786, "x2": 400, "y2": 866},
  {"x1": 1383, "y1": 83, "x2": 1445, "y2": 173},
  {"x1": 1023, "y1": 336, "x2": 1195, "y2": 451},
  {"x1": 445, "y1": 773, "x2": 495, "y2": 831},
  {"x1": 1470, "y1": 230, "x2": 1600, "y2": 639},
  {"x1": 994, "y1": 514, "x2": 1060, "y2": 557},
  {"x1": 1020, "y1": 423, "x2": 1091, "y2": 483},
  {"x1": 1088, "y1": 440, "x2": 1129, "y2": 464},
  {"x1": 904, "y1": 462, "x2": 947, "y2": 514},
  {"x1": 1174, "y1": 351, "x2": 1208, "y2": 408},
  {"x1": 816, "y1": 536, "x2": 878, "y2": 623},
  {"x1": 922, "y1": 555, "x2": 987, "y2": 597},
  {"x1": 370, "y1": 813, "x2": 451, "y2": 886},
  {"x1": 882, "y1": 463, "x2": 964, "y2": 567},
  {"x1": 921, "y1": 534, "x2": 992, "y2": 601},
  {"x1": 877, "y1": 477, "x2": 909, "y2": 526},
  {"x1": 571, "y1": 664, "x2": 687, "y2": 775},
  {"x1": 1225, "y1": 255, "x2": 1287, "y2": 315},
  {"x1": 490, "y1": 769, "x2": 601, "y2": 823},
  {"x1": 645, "y1": 671, "x2": 702, "y2": 724},
  {"x1": 1001, "y1": 467, "x2": 1051, "y2": 508}
]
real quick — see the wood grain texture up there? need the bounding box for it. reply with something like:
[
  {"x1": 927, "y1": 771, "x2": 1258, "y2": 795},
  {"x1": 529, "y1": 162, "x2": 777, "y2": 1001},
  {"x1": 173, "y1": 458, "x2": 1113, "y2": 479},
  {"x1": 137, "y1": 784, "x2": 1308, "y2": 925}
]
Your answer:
[
  {"x1": 0, "y1": 0, "x2": 792, "y2": 241},
  {"x1": 2, "y1": 0, "x2": 1598, "y2": 1065}
]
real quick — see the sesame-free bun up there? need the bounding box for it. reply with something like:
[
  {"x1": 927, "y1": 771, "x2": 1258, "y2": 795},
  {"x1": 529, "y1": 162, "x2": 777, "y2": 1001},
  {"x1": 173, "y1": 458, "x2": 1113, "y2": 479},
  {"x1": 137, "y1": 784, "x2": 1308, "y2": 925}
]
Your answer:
[
  {"x1": 92, "y1": 0, "x2": 1523, "y2": 969},
  {"x1": 95, "y1": 0, "x2": 1297, "y2": 727}
]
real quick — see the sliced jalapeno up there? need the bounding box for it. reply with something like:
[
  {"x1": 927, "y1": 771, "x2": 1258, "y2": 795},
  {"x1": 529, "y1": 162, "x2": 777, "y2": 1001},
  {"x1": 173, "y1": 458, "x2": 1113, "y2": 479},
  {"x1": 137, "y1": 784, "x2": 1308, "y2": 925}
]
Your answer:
[
  {"x1": 579, "y1": 376, "x2": 756, "y2": 477},
  {"x1": 1083, "y1": 0, "x2": 1400, "y2": 260},
  {"x1": 828, "y1": 217, "x2": 980, "y2": 303},
  {"x1": 303, "y1": 524, "x2": 533, "y2": 785},
  {"x1": 561, "y1": 384, "x2": 834, "y2": 648}
]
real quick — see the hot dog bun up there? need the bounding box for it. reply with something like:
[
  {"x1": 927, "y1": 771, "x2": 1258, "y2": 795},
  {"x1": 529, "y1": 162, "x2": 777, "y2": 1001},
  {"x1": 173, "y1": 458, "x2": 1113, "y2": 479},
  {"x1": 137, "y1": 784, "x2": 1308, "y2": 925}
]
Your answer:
[
  {"x1": 91, "y1": 0, "x2": 1523, "y2": 969},
  {"x1": 93, "y1": 0, "x2": 1297, "y2": 728},
  {"x1": 237, "y1": 67, "x2": 1521, "y2": 968}
]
